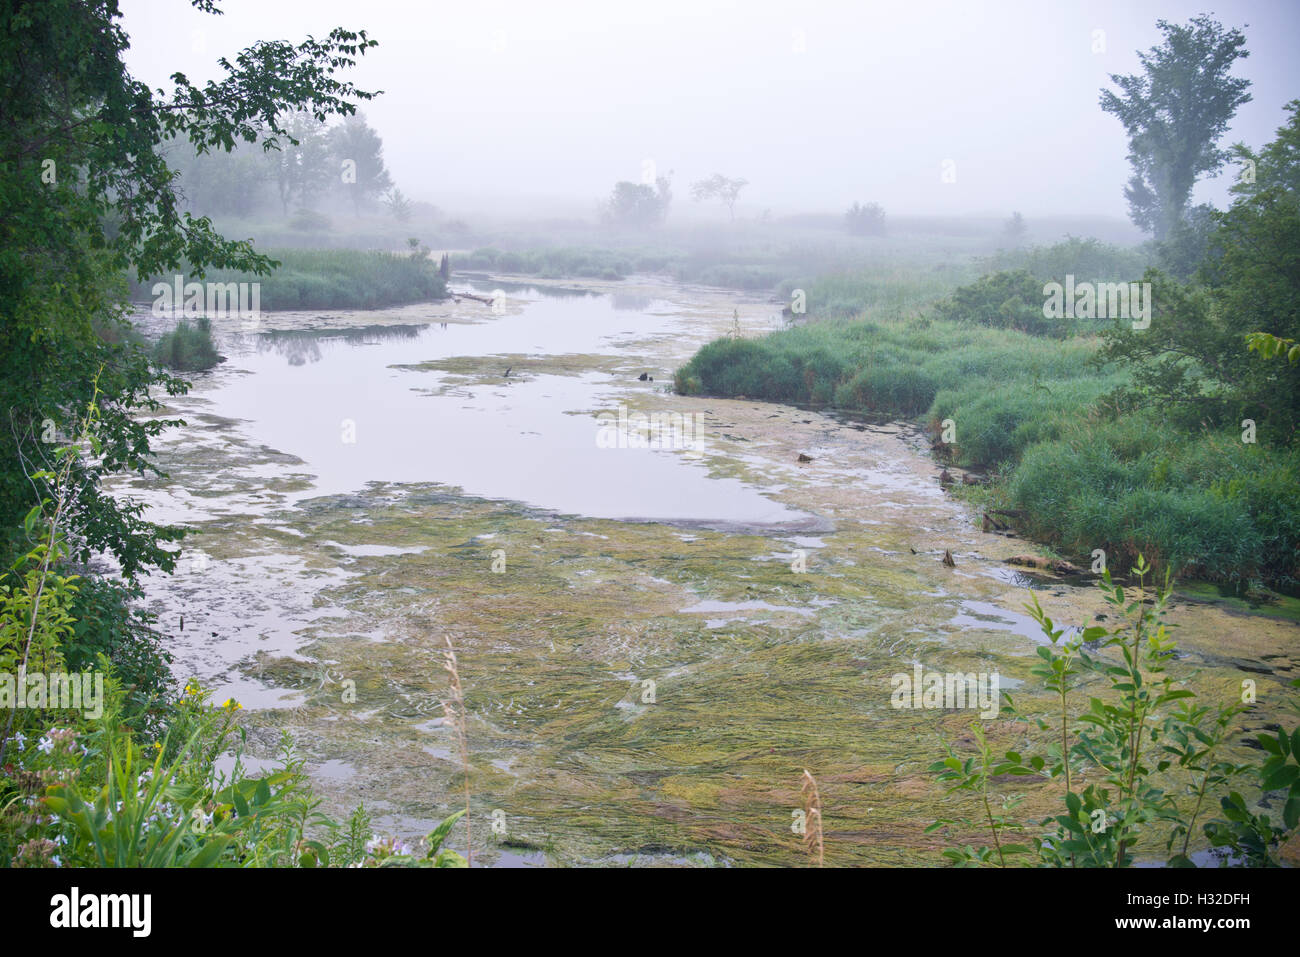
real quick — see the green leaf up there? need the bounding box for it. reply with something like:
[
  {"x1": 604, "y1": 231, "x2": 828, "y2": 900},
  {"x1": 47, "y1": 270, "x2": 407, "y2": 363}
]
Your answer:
[
  {"x1": 187, "y1": 835, "x2": 230, "y2": 868},
  {"x1": 424, "y1": 808, "x2": 466, "y2": 856},
  {"x1": 1262, "y1": 763, "x2": 1299, "y2": 792}
]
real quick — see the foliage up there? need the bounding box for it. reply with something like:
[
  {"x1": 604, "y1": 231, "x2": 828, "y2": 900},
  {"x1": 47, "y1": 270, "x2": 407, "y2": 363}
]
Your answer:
[
  {"x1": 1097, "y1": 105, "x2": 1300, "y2": 444},
  {"x1": 1002, "y1": 212, "x2": 1027, "y2": 246},
  {"x1": 384, "y1": 188, "x2": 413, "y2": 223},
  {"x1": 1247, "y1": 332, "x2": 1300, "y2": 365},
  {"x1": 601, "y1": 178, "x2": 673, "y2": 229},
  {"x1": 0, "y1": 0, "x2": 379, "y2": 584},
  {"x1": 270, "y1": 112, "x2": 335, "y2": 215},
  {"x1": 676, "y1": 300, "x2": 1300, "y2": 585},
  {"x1": 1099, "y1": 15, "x2": 1252, "y2": 239},
  {"x1": 330, "y1": 112, "x2": 393, "y2": 215},
  {"x1": 131, "y1": 248, "x2": 447, "y2": 311},
  {"x1": 845, "y1": 202, "x2": 886, "y2": 236},
  {"x1": 288, "y1": 208, "x2": 332, "y2": 232},
  {"x1": 932, "y1": 269, "x2": 1059, "y2": 336},
  {"x1": 153, "y1": 318, "x2": 221, "y2": 372},
  {"x1": 928, "y1": 559, "x2": 1299, "y2": 867},
  {"x1": 3, "y1": 677, "x2": 467, "y2": 868},
  {"x1": 690, "y1": 173, "x2": 748, "y2": 221},
  {"x1": 1004, "y1": 424, "x2": 1300, "y2": 586},
  {"x1": 983, "y1": 236, "x2": 1150, "y2": 284}
]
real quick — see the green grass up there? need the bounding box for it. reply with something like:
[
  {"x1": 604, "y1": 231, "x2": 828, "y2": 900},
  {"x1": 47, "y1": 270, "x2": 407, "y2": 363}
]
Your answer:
[
  {"x1": 455, "y1": 244, "x2": 791, "y2": 287},
  {"x1": 153, "y1": 317, "x2": 220, "y2": 371},
  {"x1": 454, "y1": 232, "x2": 993, "y2": 297},
  {"x1": 982, "y1": 235, "x2": 1152, "y2": 281},
  {"x1": 1004, "y1": 421, "x2": 1300, "y2": 585},
  {"x1": 132, "y1": 248, "x2": 448, "y2": 311},
  {"x1": 675, "y1": 248, "x2": 1300, "y2": 589}
]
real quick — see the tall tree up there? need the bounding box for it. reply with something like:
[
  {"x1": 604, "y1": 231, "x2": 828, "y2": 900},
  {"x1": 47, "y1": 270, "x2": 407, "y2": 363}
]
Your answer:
[
  {"x1": 601, "y1": 178, "x2": 670, "y2": 228},
  {"x1": 329, "y1": 112, "x2": 392, "y2": 216},
  {"x1": 273, "y1": 112, "x2": 334, "y2": 214},
  {"x1": 691, "y1": 173, "x2": 748, "y2": 221},
  {"x1": 1100, "y1": 15, "x2": 1251, "y2": 240},
  {"x1": 0, "y1": 0, "x2": 377, "y2": 581},
  {"x1": 1097, "y1": 103, "x2": 1300, "y2": 442}
]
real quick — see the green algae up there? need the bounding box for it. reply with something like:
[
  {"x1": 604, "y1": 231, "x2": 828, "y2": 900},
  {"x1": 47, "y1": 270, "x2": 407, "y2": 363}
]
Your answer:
[{"x1": 121, "y1": 281, "x2": 1300, "y2": 867}]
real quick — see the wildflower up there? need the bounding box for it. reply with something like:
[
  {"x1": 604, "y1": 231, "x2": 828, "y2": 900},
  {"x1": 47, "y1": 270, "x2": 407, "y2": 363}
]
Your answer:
[
  {"x1": 37, "y1": 736, "x2": 55, "y2": 755},
  {"x1": 364, "y1": 835, "x2": 413, "y2": 857},
  {"x1": 14, "y1": 837, "x2": 58, "y2": 868},
  {"x1": 13, "y1": 732, "x2": 25, "y2": 752}
]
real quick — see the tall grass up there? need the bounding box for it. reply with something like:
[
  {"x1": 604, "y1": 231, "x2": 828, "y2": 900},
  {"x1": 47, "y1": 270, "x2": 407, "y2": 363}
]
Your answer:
[
  {"x1": 455, "y1": 234, "x2": 992, "y2": 297},
  {"x1": 675, "y1": 301, "x2": 1300, "y2": 587},
  {"x1": 153, "y1": 317, "x2": 221, "y2": 371},
  {"x1": 131, "y1": 248, "x2": 448, "y2": 311},
  {"x1": 981, "y1": 235, "x2": 1152, "y2": 282}
]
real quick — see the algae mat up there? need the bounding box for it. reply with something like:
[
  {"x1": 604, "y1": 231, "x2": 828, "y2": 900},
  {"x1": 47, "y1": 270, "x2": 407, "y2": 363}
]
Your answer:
[{"x1": 120, "y1": 278, "x2": 1300, "y2": 866}]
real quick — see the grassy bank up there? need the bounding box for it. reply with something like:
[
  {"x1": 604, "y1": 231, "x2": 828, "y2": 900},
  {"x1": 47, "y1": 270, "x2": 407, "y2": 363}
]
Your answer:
[
  {"x1": 676, "y1": 285, "x2": 1300, "y2": 591},
  {"x1": 130, "y1": 248, "x2": 448, "y2": 311},
  {"x1": 452, "y1": 227, "x2": 1003, "y2": 295}
]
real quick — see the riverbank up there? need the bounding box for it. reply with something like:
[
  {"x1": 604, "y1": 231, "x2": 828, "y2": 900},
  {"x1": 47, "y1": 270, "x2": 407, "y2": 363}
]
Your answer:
[
  {"x1": 675, "y1": 309, "x2": 1300, "y2": 594},
  {"x1": 128, "y1": 247, "x2": 449, "y2": 312},
  {"x1": 113, "y1": 275, "x2": 1299, "y2": 865}
]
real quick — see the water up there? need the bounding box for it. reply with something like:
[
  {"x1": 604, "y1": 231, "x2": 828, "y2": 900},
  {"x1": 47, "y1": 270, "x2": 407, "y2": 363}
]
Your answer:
[
  {"x1": 197, "y1": 283, "x2": 803, "y2": 525},
  {"x1": 121, "y1": 278, "x2": 1297, "y2": 867}
]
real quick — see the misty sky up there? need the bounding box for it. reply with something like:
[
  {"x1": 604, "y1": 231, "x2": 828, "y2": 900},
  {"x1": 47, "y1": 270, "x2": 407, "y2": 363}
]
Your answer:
[{"x1": 119, "y1": 0, "x2": 1300, "y2": 221}]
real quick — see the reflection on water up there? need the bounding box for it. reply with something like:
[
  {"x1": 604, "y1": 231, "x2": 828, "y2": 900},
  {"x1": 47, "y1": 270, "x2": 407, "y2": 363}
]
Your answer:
[
  {"x1": 459, "y1": 275, "x2": 595, "y2": 299},
  {"x1": 204, "y1": 287, "x2": 807, "y2": 527},
  {"x1": 244, "y1": 324, "x2": 428, "y2": 365},
  {"x1": 610, "y1": 293, "x2": 654, "y2": 311}
]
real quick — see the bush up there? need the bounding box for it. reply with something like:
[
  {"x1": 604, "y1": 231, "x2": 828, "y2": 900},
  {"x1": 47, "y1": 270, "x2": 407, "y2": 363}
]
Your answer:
[
  {"x1": 1006, "y1": 424, "x2": 1298, "y2": 583},
  {"x1": 845, "y1": 202, "x2": 886, "y2": 236},
  {"x1": 835, "y1": 365, "x2": 939, "y2": 415},
  {"x1": 288, "y1": 208, "x2": 332, "y2": 232},
  {"x1": 932, "y1": 269, "x2": 1063, "y2": 336},
  {"x1": 929, "y1": 562, "x2": 1300, "y2": 868},
  {"x1": 152, "y1": 317, "x2": 221, "y2": 372}
]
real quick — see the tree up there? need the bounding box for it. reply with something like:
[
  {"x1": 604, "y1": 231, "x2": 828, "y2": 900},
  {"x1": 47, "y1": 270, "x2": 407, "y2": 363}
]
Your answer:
[
  {"x1": 1099, "y1": 15, "x2": 1251, "y2": 240},
  {"x1": 329, "y1": 112, "x2": 392, "y2": 216},
  {"x1": 691, "y1": 173, "x2": 748, "y2": 221},
  {"x1": 273, "y1": 112, "x2": 334, "y2": 214},
  {"x1": 166, "y1": 135, "x2": 272, "y2": 218},
  {"x1": 384, "y1": 188, "x2": 413, "y2": 222},
  {"x1": 1097, "y1": 103, "x2": 1300, "y2": 442},
  {"x1": 1002, "y1": 211, "x2": 1027, "y2": 246},
  {"x1": 0, "y1": 0, "x2": 378, "y2": 583},
  {"x1": 601, "y1": 177, "x2": 671, "y2": 228},
  {"x1": 845, "y1": 201, "x2": 886, "y2": 236}
]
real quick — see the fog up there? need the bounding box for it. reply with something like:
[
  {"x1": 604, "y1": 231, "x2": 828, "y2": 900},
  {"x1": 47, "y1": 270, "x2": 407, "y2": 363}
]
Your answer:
[{"x1": 119, "y1": 0, "x2": 1300, "y2": 223}]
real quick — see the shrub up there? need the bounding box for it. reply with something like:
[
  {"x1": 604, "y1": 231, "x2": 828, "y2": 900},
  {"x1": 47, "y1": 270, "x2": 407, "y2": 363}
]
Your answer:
[
  {"x1": 152, "y1": 317, "x2": 220, "y2": 371},
  {"x1": 932, "y1": 269, "x2": 1062, "y2": 336},
  {"x1": 929, "y1": 561, "x2": 1300, "y2": 868}
]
